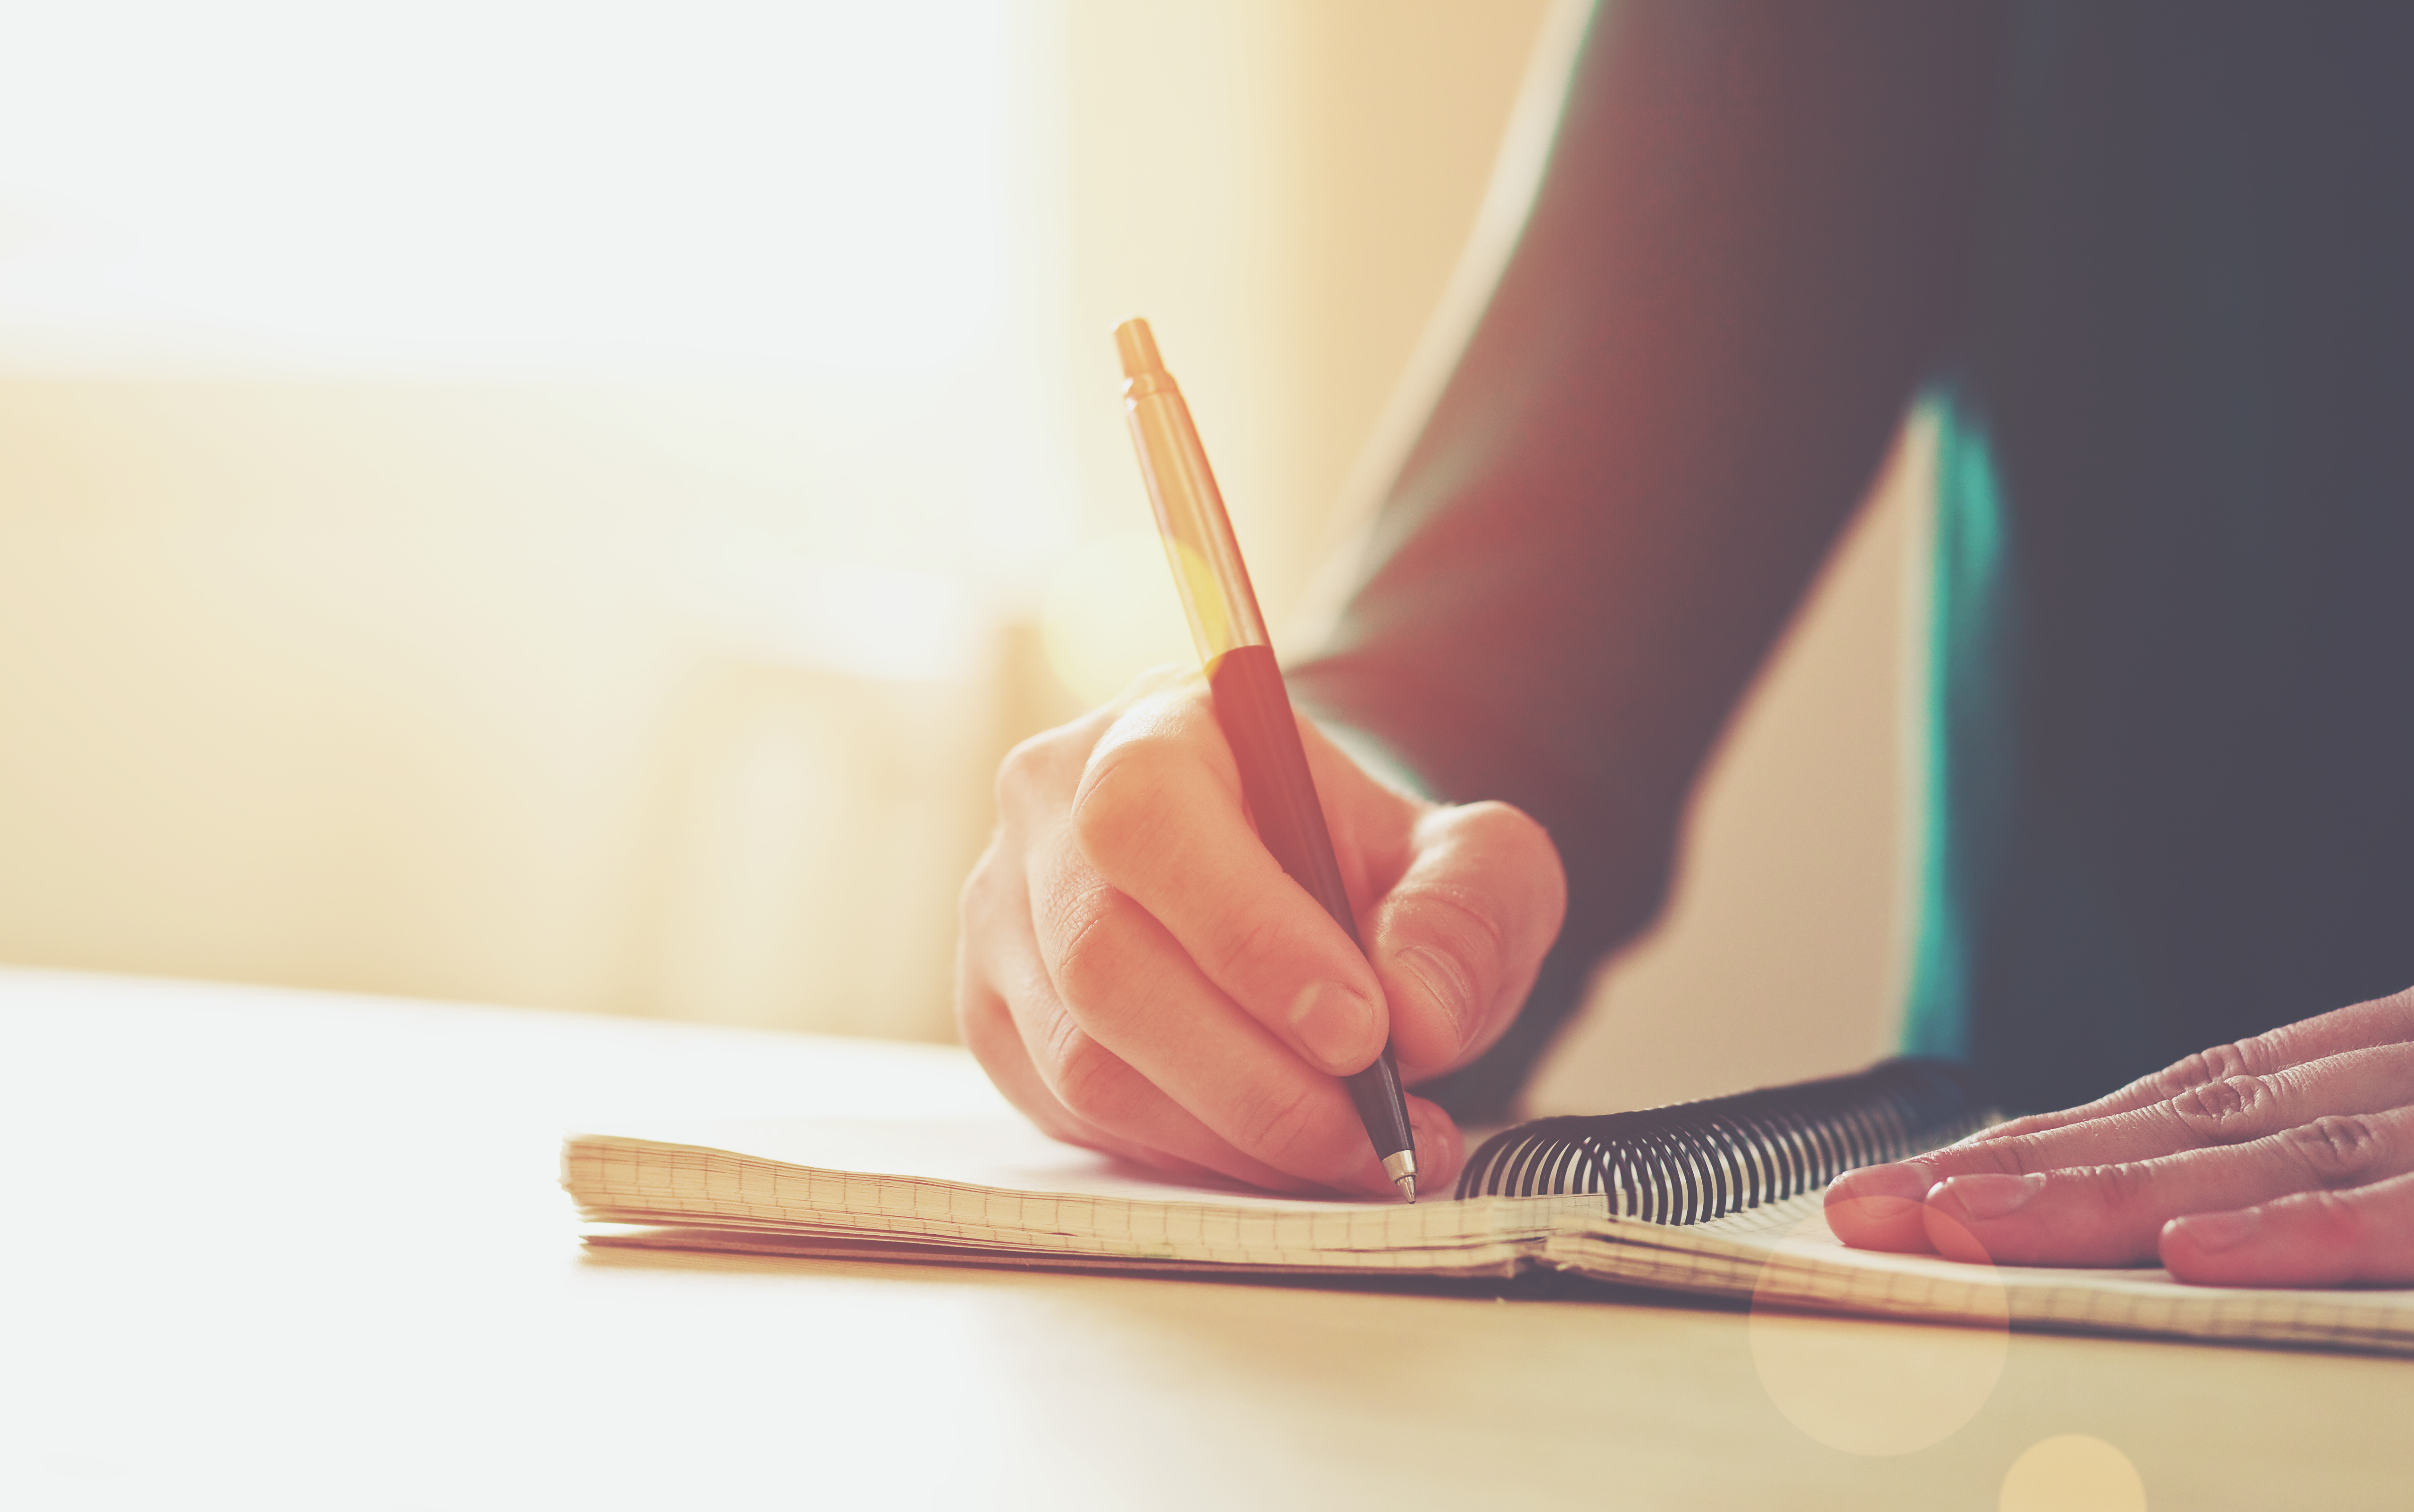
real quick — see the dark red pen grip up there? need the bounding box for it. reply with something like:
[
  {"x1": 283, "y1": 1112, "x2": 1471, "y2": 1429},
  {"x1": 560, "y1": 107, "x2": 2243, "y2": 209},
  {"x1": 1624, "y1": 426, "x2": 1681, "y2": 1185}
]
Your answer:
[{"x1": 1207, "y1": 644, "x2": 1416, "y2": 1164}]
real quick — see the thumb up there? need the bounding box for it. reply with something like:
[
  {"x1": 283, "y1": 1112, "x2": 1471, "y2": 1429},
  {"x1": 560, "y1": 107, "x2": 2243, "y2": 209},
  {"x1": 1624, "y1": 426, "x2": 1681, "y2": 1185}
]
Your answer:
[{"x1": 1364, "y1": 801, "x2": 1565, "y2": 1081}]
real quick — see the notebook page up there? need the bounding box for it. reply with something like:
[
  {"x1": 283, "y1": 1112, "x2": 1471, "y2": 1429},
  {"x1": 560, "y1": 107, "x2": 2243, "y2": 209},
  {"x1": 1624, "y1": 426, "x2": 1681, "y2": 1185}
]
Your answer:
[
  {"x1": 583, "y1": 1226, "x2": 1534, "y2": 1279},
  {"x1": 1545, "y1": 1195, "x2": 2414, "y2": 1355},
  {"x1": 563, "y1": 1119, "x2": 1601, "y2": 1272}
]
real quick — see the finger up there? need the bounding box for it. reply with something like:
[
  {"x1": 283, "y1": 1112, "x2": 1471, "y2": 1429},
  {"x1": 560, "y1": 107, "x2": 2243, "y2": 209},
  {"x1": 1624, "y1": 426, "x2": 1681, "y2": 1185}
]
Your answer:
[
  {"x1": 1825, "y1": 1165, "x2": 1944, "y2": 1253},
  {"x1": 1361, "y1": 801, "x2": 1566, "y2": 1080},
  {"x1": 965, "y1": 812, "x2": 1324, "y2": 1190},
  {"x1": 2161, "y1": 1170, "x2": 2414, "y2": 1288},
  {"x1": 956, "y1": 979, "x2": 1237, "y2": 1188},
  {"x1": 1964, "y1": 986, "x2": 2414, "y2": 1146},
  {"x1": 1029, "y1": 836, "x2": 1441, "y2": 1195},
  {"x1": 1832, "y1": 1039, "x2": 2414, "y2": 1251},
  {"x1": 1922, "y1": 1106, "x2": 2414, "y2": 1266},
  {"x1": 1066, "y1": 681, "x2": 1391, "y2": 1076},
  {"x1": 969, "y1": 968, "x2": 1461, "y2": 1197},
  {"x1": 994, "y1": 947, "x2": 1332, "y2": 1193}
]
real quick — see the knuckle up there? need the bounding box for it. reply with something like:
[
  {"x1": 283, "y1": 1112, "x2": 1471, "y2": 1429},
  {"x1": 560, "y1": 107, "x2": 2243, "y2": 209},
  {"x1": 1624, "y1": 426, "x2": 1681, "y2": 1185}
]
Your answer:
[
  {"x1": 2169, "y1": 1074, "x2": 2276, "y2": 1143},
  {"x1": 1050, "y1": 892, "x2": 1141, "y2": 1011},
  {"x1": 1469, "y1": 802, "x2": 1567, "y2": 912},
  {"x1": 1068, "y1": 737, "x2": 1184, "y2": 870},
  {"x1": 957, "y1": 832, "x2": 1010, "y2": 922},
  {"x1": 1420, "y1": 800, "x2": 1565, "y2": 897},
  {"x1": 2143, "y1": 1057, "x2": 2202, "y2": 1101},
  {"x1": 2280, "y1": 1115, "x2": 2389, "y2": 1185},
  {"x1": 2155, "y1": 1043, "x2": 2245, "y2": 1098},
  {"x1": 995, "y1": 721, "x2": 1099, "y2": 814},
  {"x1": 1396, "y1": 881, "x2": 1511, "y2": 976},
  {"x1": 1195, "y1": 907, "x2": 1286, "y2": 995},
  {"x1": 1223, "y1": 1080, "x2": 1329, "y2": 1170},
  {"x1": 1047, "y1": 1024, "x2": 1136, "y2": 1125},
  {"x1": 1461, "y1": 799, "x2": 1552, "y2": 858},
  {"x1": 2200, "y1": 1040, "x2": 2257, "y2": 1080},
  {"x1": 993, "y1": 729, "x2": 1054, "y2": 801},
  {"x1": 2086, "y1": 1159, "x2": 2157, "y2": 1210}
]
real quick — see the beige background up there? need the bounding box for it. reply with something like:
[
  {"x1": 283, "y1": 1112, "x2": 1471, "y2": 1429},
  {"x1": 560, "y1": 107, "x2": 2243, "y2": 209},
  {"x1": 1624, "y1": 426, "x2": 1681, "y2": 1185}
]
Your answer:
[{"x1": 0, "y1": 0, "x2": 1920, "y2": 1113}]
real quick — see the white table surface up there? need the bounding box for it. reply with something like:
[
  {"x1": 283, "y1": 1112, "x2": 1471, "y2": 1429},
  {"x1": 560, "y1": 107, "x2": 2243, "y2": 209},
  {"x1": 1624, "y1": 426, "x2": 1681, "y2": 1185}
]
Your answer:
[{"x1": 3, "y1": 967, "x2": 2408, "y2": 1511}]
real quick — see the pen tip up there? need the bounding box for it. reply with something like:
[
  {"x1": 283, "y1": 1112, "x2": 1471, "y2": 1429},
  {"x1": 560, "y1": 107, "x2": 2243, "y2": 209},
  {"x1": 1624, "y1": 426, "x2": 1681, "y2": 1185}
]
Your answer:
[
  {"x1": 1394, "y1": 1174, "x2": 1417, "y2": 1204},
  {"x1": 1114, "y1": 318, "x2": 1164, "y2": 380}
]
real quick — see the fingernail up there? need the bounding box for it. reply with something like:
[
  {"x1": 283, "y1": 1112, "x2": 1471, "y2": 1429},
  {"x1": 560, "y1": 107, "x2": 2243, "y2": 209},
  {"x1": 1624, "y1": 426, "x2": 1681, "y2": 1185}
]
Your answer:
[
  {"x1": 2170, "y1": 1207, "x2": 2261, "y2": 1254},
  {"x1": 1941, "y1": 1171, "x2": 2047, "y2": 1221},
  {"x1": 1825, "y1": 1161, "x2": 1939, "y2": 1252},
  {"x1": 1290, "y1": 981, "x2": 1377, "y2": 1073},
  {"x1": 1398, "y1": 946, "x2": 1473, "y2": 1045},
  {"x1": 1831, "y1": 1161, "x2": 1932, "y2": 1205}
]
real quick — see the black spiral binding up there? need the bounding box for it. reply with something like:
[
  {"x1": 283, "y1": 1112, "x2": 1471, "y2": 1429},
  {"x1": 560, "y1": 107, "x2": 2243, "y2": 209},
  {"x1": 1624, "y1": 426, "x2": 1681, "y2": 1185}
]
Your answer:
[{"x1": 1452, "y1": 1058, "x2": 1988, "y2": 1223}]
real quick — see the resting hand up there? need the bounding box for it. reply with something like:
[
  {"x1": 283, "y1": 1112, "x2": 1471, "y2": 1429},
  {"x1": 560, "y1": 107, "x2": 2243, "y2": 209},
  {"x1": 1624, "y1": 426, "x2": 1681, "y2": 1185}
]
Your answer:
[
  {"x1": 1827, "y1": 988, "x2": 2414, "y2": 1285},
  {"x1": 957, "y1": 667, "x2": 1565, "y2": 1197}
]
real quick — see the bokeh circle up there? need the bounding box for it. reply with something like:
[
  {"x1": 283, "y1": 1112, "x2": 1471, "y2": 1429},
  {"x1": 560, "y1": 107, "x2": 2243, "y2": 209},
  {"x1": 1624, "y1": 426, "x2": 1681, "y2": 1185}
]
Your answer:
[{"x1": 1748, "y1": 1195, "x2": 2011, "y2": 1456}]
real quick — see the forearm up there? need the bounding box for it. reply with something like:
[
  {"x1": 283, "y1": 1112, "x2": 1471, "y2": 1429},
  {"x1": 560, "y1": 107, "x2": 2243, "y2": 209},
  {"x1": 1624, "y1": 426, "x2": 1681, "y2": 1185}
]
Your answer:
[{"x1": 1292, "y1": 0, "x2": 2005, "y2": 1114}]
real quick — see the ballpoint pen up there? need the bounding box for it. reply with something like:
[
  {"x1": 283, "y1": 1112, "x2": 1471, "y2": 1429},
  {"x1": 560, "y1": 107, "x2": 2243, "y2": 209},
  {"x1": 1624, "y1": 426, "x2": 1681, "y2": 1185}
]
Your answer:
[{"x1": 1114, "y1": 317, "x2": 1419, "y2": 1202}]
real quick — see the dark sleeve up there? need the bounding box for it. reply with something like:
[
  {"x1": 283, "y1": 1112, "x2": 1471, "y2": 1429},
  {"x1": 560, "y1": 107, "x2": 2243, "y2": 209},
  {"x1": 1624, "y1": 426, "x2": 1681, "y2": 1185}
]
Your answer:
[{"x1": 1287, "y1": 0, "x2": 2004, "y2": 1119}]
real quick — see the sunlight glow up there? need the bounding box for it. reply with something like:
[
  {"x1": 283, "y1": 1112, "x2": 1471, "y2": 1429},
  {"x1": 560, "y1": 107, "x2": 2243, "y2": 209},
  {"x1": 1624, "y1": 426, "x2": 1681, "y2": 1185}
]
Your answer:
[
  {"x1": 1039, "y1": 529, "x2": 1199, "y2": 706},
  {"x1": 0, "y1": 0, "x2": 1014, "y2": 377}
]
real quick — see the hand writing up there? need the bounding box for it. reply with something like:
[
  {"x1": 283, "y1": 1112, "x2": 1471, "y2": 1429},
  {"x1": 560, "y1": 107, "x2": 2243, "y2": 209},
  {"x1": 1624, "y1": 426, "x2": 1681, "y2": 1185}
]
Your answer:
[
  {"x1": 957, "y1": 667, "x2": 1565, "y2": 1197},
  {"x1": 1827, "y1": 989, "x2": 2414, "y2": 1285}
]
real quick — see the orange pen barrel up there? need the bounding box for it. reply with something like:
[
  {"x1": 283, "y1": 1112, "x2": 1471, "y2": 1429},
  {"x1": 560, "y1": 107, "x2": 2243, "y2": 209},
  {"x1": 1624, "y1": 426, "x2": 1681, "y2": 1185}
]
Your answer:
[{"x1": 1115, "y1": 319, "x2": 1271, "y2": 665}]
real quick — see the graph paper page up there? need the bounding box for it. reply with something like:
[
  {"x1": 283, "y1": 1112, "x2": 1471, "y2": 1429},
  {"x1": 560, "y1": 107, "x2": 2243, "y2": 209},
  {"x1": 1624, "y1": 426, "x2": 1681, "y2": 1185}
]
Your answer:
[
  {"x1": 1545, "y1": 1193, "x2": 2414, "y2": 1354},
  {"x1": 563, "y1": 1119, "x2": 1599, "y2": 1271}
]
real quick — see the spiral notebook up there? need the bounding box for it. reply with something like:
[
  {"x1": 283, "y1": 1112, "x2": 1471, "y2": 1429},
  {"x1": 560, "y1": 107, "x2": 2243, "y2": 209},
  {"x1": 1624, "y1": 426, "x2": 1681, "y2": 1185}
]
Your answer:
[{"x1": 562, "y1": 1060, "x2": 2414, "y2": 1357}]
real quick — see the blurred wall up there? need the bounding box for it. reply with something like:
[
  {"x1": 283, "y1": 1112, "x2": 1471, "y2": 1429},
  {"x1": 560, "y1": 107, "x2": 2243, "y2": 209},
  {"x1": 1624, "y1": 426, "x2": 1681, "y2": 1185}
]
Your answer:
[
  {"x1": 0, "y1": 1, "x2": 1564, "y2": 1043},
  {"x1": 0, "y1": 0, "x2": 1936, "y2": 1112},
  {"x1": 1529, "y1": 414, "x2": 1932, "y2": 1116},
  {"x1": 1049, "y1": 0, "x2": 1562, "y2": 633},
  {"x1": 0, "y1": 380, "x2": 1018, "y2": 1038}
]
